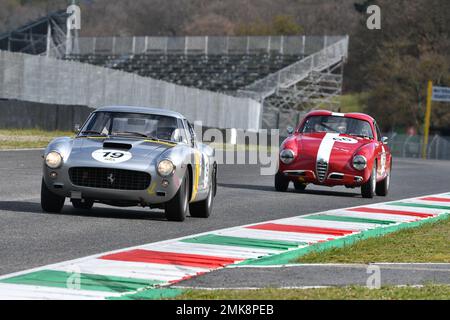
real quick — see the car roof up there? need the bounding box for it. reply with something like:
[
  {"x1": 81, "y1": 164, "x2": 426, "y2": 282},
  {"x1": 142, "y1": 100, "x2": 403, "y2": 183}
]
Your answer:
[
  {"x1": 94, "y1": 106, "x2": 185, "y2": 119},
  {"x1": 305, "y1": 110, "x2": 375, "y2": 123}
]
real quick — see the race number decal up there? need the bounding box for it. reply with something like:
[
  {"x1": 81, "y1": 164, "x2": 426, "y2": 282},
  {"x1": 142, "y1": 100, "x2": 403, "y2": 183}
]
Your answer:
[
  {"x1": 92, "y1": 149, "x2": 132, "y2": 163},
  {"x1": 333, "y1": 137, "x2": 358, "y2": 144}
]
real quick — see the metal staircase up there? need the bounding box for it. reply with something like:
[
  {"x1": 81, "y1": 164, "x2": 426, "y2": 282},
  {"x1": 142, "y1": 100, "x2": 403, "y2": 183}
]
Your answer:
[{"x1": 237, "y1": 36, "x2": 349, "y2": 130}]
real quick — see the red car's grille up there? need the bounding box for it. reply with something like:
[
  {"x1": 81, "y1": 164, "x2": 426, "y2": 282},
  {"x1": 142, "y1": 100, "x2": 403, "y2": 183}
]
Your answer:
[
  {"x1": 69, "y1": 167, "x2": 151, "y2": 190},
  {"x1": 316, "y1": 160, "x2": 328, "y2": 182}
]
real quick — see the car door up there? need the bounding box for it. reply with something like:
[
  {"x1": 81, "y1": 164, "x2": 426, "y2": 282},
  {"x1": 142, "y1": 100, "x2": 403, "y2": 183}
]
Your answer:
[{"x1": 374, "y1": 122, "x2": 387, "y2": 180}]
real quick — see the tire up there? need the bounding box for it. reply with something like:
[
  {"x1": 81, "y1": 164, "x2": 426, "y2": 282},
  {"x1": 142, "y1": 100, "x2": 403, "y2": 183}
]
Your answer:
[
  {"x1": 376, "y1": 166, "x2": 391, "y2": 197},
  {"x1": 361, "y1": 164, "x2": 377, "y2": 199},
  {"x1": 41, "y1": 178, "x2": 65, "y2": 213},
  {"x1": 165, "y1": 171, "x2": 189, "y2": 222},
  {"x1": 275, "y1": 172, "x2": 289, "y2": 192},
  {"x1": 293, "y1": 181, "x2": 307, "y2": 191},
  {"x1": 71, "y1": 199, "x2": 94, "y2": 210}
]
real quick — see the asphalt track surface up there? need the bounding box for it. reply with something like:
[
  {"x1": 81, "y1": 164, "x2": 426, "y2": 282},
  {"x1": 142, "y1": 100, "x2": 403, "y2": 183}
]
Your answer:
[{"x1": 1, "y1": 150, "x2": 449, "y2": 287}]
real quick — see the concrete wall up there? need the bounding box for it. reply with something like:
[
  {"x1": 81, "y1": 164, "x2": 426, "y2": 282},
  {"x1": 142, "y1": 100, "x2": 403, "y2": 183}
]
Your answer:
[{"x1": 0, "y1": 99, "x2": 93, "y2": 131}]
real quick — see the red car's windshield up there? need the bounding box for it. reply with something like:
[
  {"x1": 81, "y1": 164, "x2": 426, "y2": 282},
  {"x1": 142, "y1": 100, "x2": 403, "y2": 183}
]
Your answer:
[{"x1": 300, "y1": 116, "x2": 374, "y2": 139}]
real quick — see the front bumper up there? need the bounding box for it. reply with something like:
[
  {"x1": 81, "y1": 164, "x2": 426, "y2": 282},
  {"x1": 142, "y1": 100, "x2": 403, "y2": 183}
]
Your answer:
[
  {"x1": 43, "y1": 164, "x2": 182, "y2": 205},
  {"x1": 281, "y1": 169, "x2": 368, "y2": 186}
]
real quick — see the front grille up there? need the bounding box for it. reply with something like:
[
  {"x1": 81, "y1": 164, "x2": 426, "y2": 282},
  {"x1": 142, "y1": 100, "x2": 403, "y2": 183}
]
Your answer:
[
  {"x1": 316, "y1": 160, "x2": 328, "y2": 182},
  {"x1": 69, "y1": 167, "x2": 151, "y2": 190}
]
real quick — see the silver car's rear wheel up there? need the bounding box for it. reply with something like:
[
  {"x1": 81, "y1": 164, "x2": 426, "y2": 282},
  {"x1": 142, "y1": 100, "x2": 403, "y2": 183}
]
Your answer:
[
  {"x1": 71, "y1": 199, "x2": 94, "y2": 210},
  {"x1": 165, "y1": 171, "x2": 189, "y2": 222}
]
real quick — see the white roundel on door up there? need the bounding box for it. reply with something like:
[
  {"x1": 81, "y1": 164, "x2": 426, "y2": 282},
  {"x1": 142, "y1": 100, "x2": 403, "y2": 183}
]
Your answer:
[
  {"x1": 333, "y1": 137, "x2": 358, "y2": 144},
  {"x1": 92, "y1": 149, "x2": 132, "y2": 163}
]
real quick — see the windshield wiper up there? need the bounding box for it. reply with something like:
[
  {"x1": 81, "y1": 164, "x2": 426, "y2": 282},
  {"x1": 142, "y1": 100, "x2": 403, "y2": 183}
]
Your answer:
[
  {"x1": 318, "y1": 123, "x2": 338, "y2": 133},
  {"x1": 348, "y1": 133, "x2": 371, "y2": 139},
  {"x1": 80, "y1": 130, "x2": 107, "y2": 136},
  {"x1": 112, "y1": 131, "x2": 149, "y2": 138}
]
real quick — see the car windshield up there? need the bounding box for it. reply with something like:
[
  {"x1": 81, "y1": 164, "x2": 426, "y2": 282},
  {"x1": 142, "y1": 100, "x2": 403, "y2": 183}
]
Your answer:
[
  {"x1": 79, "y1": 111, "x2": 184, "y2": 142},
  {"x1": 301, "y1": 115, "x2": 374, "y2": 139}
]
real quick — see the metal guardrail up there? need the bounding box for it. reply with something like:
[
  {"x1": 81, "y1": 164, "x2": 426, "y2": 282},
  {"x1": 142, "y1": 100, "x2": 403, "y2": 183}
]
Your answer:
[{"x1": 0, "y1": 50, "x2": 262, "y2": 130}]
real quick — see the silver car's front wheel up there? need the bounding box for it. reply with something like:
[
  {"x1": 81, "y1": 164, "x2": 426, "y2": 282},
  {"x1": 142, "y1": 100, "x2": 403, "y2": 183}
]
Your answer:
[
  {"x1": 41, "y1": 178, "x2": 65, "y2": 213},
  {"x1": 189, "y1": 169, "x2": 215, "y2": 219},
  {"x1": 165, "y1": 171, "x2": 189, "y2": 222}
]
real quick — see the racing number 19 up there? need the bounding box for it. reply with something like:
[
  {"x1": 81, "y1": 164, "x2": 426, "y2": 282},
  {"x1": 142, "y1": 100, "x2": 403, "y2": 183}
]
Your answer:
[{"x1": 103, "y1": 152, "x2": 124, "y2": 159}]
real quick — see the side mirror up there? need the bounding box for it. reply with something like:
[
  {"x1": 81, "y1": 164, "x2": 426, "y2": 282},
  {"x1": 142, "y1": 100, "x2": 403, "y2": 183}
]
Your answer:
[
  {"x1": 74, "y1": 124, "x2": 80, "y2": 134},
  {"x1": 382, "y1": 136, "x2": 389, "y2": 144},
  {"x1": 287, "y1": 126, "x2": 294, "y2": 135}
]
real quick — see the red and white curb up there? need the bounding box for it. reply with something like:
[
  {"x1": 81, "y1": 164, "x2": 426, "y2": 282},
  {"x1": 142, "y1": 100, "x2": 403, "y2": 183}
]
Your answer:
[{"x1": 0, "y1": 192, "x2": 449, "y2": 300}]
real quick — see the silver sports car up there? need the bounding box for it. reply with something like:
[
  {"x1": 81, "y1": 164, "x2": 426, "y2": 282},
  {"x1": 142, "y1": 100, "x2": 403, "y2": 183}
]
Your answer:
[{"x1": 41, "y1": 106, "x2": 217, "y2": 221}]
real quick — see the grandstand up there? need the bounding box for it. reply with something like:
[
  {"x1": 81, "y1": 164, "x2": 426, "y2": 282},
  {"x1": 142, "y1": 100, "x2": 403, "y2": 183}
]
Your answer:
[
  {"x1": 62, "y1": 36, "x2": 348, "y2": 128},
  {"x1": 65, "y1": 52, "x2": 303, "y2": 93},
  {"x1": 0, "y1": 11, "x2": 349, "y2": 130}
]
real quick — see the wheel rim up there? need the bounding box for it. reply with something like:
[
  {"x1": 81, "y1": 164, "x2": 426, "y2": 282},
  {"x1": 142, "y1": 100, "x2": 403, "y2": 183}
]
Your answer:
[
  {"x1": 386, "y1": 172, "x2": 390, "y2": 190},
  {"x1": 372, "y1": 168, "x2": 376, "y2": 194},
  {"x1": 183, "y1": 178, "x2": 188, "y2": 213}
]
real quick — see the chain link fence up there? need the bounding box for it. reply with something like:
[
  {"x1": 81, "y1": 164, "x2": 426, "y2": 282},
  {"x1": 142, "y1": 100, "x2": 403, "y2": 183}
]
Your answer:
[
  {"x1": 387, "y1": 133, "x2": 450, "y2": 160},
  {"x1": 0, "y1": 50, "x2": 261, "y2": 130}
]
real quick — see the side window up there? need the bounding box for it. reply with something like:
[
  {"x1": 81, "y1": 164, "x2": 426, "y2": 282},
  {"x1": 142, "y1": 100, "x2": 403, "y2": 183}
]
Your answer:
[
  {"x1": 182, "y1": 120, "x2": 192, "y2": 145},
  {"x1": 375, "y1": 123, "x2": 382, "y2": 141},
  {"x1": 187, "y1": 122, "x2": 197, "y2": 145}
]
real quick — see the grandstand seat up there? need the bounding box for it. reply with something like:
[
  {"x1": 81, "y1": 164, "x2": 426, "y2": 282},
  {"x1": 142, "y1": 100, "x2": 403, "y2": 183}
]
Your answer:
[{"x1": 64, "y1": 52, "x2": 304, "y2": 93}]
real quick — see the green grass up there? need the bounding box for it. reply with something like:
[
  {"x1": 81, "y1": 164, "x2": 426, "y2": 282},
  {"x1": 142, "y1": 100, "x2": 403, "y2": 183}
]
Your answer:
[
  {"x1": 0, "y1": 129, "x2": 73, "y2": 149},
  {"x1": 316, "y1": 93, "x2": 368, "y2": 113},
  {"x1": 175, "y1": 285, "x2": 450, "y2": 300},
  {"x1": 295, "y1": 216, "x2": 450, "y2": 264},
  {"x1": 337, "y1": 93, "x2": 368, "y2": 114}
]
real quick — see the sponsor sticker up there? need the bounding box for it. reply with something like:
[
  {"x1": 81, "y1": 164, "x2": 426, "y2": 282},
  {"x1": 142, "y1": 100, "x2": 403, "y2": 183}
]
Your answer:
[
  {"x1": 92, "y1": 149, "x2": 132, "y2": 163},
  {"x1": 333, "y1": 137, "x2": 358, "y2": 144}
]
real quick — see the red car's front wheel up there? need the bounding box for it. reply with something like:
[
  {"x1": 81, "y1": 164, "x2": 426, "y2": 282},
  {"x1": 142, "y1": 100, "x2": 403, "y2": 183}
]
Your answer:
[
  {"x1": 361, "y1": 165, "x2": 377, "y2": 198},
  {"x1": 275, "y1": 172, "x2": 289, "y2": 192}
]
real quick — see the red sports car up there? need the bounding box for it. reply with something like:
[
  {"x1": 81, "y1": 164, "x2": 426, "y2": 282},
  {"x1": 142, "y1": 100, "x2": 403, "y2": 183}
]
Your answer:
[{"x1": 275, "y1": 110, "x2": 392, "y2": 198}]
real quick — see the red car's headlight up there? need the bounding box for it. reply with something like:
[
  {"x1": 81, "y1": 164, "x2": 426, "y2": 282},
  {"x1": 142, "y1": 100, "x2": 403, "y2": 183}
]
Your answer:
[{"x1": 280, "y1": 149, "x2": 295, "y2": 164}]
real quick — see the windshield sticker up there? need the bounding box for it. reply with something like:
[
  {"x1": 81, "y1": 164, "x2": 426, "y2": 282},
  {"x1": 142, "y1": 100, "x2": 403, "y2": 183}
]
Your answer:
[{"x1": 92, "y1": 149, "x2": 132, "y2": 163}]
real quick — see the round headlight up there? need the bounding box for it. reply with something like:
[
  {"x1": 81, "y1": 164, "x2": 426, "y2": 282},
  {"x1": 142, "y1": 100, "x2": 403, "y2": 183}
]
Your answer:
[
  {"x1": 45, "y1": 151, "x2": 63, "y2": 169},
  {"x1": 353, "y1": 155, "x2": 367, "y2": 171},
  {"x1": 280, "y1": 149, "x2": 295, "y2": 164},
  {"x1": 157, "y1": 159, "x2": 175, "y2": 176}
]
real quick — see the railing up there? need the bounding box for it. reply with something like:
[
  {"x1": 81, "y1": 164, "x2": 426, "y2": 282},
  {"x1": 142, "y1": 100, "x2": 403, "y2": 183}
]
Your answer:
[
  {"x1": 0, "y1": 50, "x2": 261, "y2": 130},
  {"x1": 238, "y1": 36, "x2": 349, "y2": 101},
  {"x1": 48, "y1": 35, "x2": 345, "y2": 57}
]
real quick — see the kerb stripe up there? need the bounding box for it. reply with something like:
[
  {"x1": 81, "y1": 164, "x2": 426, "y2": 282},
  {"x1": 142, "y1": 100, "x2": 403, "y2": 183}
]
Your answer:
[
  {"x1": 247, "y1": 223, "x2": 354, "y2": 236},
  {"x1": 100, "y1": 249, "x2": 242, "y2": 269}
]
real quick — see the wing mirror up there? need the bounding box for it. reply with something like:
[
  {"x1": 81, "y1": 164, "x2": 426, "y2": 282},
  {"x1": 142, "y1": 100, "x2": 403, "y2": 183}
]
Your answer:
[
  {"x1": 382, "y1": 136, "x2": 389, "y2": 144},
  {"x1": 287, "y1": 126, "x2": 294, "y2": 135},
  {"x1": 74, "y1": 124, "x2": 81, "y2": 134}
]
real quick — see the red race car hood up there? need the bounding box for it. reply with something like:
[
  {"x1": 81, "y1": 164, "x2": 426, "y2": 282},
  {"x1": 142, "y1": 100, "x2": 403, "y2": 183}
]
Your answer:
[{"x1": 290, "y1": 132, "x2": 372, "y2": 165}]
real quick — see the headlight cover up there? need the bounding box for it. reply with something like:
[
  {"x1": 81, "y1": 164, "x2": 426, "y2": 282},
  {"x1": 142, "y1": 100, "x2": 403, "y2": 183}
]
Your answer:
[
  {"x1": 280, "y1": 149, "x2": 295, "y2": 164},
  {"x1": 353, "y1": 155, "x2": 367, "y2": 171},
  {"x1": 45, "y1": 151, "x2": 63, "y2": 169},
  {"x1": 157, "y1": 159, "x2": 175, "y2": 176}
]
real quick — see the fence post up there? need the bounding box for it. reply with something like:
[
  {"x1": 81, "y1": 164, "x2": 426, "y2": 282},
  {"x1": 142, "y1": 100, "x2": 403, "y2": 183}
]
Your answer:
[
  {"x1": 205, "y1": 36, "x2": 208, "y2": 55},
  {"x1": 132, "y1": 36, "x2": 136, "y2": 55},
  {"x1": 302, "y1": 35, "x2": 305, "y2": 55}
]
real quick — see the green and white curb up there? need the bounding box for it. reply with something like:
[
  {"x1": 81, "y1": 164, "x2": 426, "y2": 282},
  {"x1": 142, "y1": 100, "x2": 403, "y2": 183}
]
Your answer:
[{"x1": 0, "y1": 193, "x2": 449, "y2": 300}]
